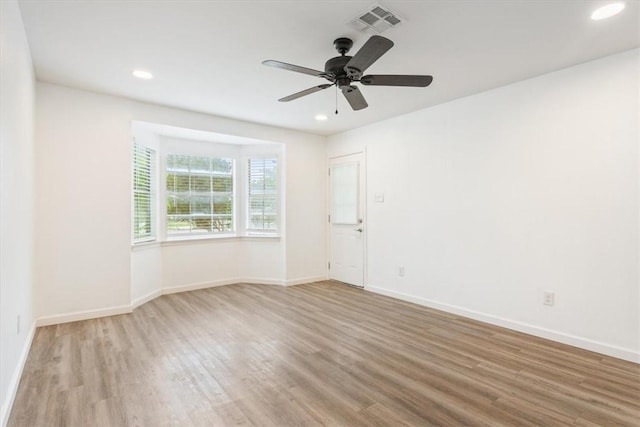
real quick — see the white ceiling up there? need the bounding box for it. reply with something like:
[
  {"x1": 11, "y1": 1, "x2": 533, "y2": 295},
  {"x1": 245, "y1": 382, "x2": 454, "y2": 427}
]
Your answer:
[{"x1": 18, "y1": 1, "x2": 639, "y2": 136}]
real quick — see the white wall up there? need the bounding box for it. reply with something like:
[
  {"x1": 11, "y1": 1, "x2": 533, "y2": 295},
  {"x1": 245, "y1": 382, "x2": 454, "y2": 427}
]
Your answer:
[
  {"x1": 132, "y1": 237, "x2": 286, "y2": 306},
  {"x1": 328, "y1": 49, "x2": 640, "y2": 362},
  {"x1": 0, "y1": 0, "x2": 36, "y2": 422},
  {"x1": 35, "y1": 82, "x2": 327, "y2": 319},
  {"x1": 35, "y1": 84, "x2": 133, "y2": 317},
  {"x1": 161, "y1": 240, "x2": 243, "y2": 290},
  {"x1": 285, "y1": 139, "x2": 328, "y2": 283},
  {"x1": 130, "y1": 245, "x2": 162, "y2": 305}
]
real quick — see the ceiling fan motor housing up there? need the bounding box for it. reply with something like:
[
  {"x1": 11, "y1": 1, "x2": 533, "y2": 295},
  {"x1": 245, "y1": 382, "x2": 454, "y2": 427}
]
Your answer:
[
  {"x1": 324, "y1": 56, "x2": 354, "y2": 87},
  {"x1": 328, "y1": 38, "x2": 360, "y2": 87}
]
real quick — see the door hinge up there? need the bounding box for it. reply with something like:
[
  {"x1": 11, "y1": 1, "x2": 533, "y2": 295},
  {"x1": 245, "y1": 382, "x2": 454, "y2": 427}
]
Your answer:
[
  {"x1": 328, "y1": 214, "x2": 330, "y2": 223},
  {"x1": 328, "y1": 168, "x2": 331, "y2": 176},
  {"x1": 328, "y1": 261, "x2": 330, "y2": 269}
]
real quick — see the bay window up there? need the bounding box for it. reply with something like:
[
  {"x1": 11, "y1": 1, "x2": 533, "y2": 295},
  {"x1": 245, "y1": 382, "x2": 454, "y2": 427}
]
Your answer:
[{"x1": 132, "y1": 136, "x2": 280, "y2": 244}]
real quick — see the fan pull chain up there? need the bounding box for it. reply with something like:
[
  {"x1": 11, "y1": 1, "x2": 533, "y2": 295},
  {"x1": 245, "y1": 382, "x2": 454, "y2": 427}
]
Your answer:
[{"x1": 335, "y1": 85, "x2": 338, "y2": 115}]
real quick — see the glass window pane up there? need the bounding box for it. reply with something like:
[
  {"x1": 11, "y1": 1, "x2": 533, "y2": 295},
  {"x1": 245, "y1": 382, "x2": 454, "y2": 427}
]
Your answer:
[
  {"x1": 261, "y1": 195, "x2": 277, "y2": 211},
  {"x1": 213, "y1": 196, "x2": 232, "y2": 214},
  {"x1": 176, "y1": 175, "x2": 189, "y2": 192},
  {"x1": 190, "y1": 156, "x2": 211, "y2": 173},
  {"x1": 166, "y1": 173, "x2": 175, "y2": 192},
  {"x1": 191, "y1": 196, "x2": 212, "y2": 214},
  {"x1": 331, "y1": 162, "x2": 358, "y2": 224},
  {"x1": 212, "y1": 158, "x2": 233, "y2": 174},
  {"x1": 247, "y1": 158, "x2": 277, "y2": 232},
  {"x1": 249, "y1": 215, "x2": 264, "y2": 230},
  {"x1": 213, "y1": 176, "x2": 232, "y2": 192},
  {"x1": 133, "y1": 144, "x2": 155, "y2": 241},
  {"x1": 172, "y1": 196, "x2": 190, "y2": 215},
  {"x1": 191, "y1": 175, "x2": 211, "y2": 192},
  {"x1": 167, "y1": 215, "x2": 191, "y2": 233},
  {"x1": 167, "y1": 174, "x2": 189, "y2": 192},
  {"x1": 213, "y1": 216, "x2": 233, "y2": 232},
  {"x1": 167, "y1": 194, "x2": 177, "y2": 215},
  {"x1": 168, "y1": 154, "x2": 190, "y2": 172},
  {"x1": 191, "y1": 216, "x2": 212, "y2": 232},
  {"x1": 264, "y1": 215, "x2": 277, "y2": 230}
]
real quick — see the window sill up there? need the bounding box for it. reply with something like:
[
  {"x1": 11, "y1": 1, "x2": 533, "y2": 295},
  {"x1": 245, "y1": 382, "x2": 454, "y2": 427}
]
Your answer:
[
  {"x1": 131, "y1": 240, "x2": 161, "y2": 251},
  {"x1": 132, "y1": 234, "x2": 280, "y2": 250},
  {"x1": 240, "y1": 234, "x2": 281, "y2": 242},
  {"x1": 162, "y1": 235, "x2": 281, "y2": 247},
  {"x1": 162, "y1": 234, "x2": 239, "y2": 246}
]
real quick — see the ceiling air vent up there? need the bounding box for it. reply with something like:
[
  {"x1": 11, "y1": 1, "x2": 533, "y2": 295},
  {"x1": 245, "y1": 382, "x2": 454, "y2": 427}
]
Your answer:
[{"x1": 347, "y1": 3, "x2": 405, "y2": 34}]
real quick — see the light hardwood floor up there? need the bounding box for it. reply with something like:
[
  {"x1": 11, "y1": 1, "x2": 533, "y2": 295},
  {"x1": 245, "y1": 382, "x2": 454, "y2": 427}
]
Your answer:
[{"x1": 8, "y1": 281, "x2": 640, "y2": 426}]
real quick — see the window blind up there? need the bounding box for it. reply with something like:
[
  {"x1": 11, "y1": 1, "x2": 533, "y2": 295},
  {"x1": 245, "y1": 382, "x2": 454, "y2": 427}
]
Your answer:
[
  {"x1": 166, "y1": 154, "x2": 234, "y2": 235},
  {"x1": 247, "y1": 158, "x2": 277, "y2": 232},
  {"x1": 132, "y1": 144, "x2": 155, "y2": 241}
]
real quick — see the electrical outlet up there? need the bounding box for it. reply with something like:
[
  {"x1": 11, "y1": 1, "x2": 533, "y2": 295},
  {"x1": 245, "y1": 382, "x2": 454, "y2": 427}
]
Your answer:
[
  {"x1": 17, "y1": 315, "x2": 20, "y2": 334},
  {"x1": 398, "y1": 266, "x2": 405, "y2": 277},
  {"x1": 543, "y1": 291, "x2": 555, "y2": 306}
]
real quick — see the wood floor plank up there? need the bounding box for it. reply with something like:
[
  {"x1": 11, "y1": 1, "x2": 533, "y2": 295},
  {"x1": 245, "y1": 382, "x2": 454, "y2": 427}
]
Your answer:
[{"x1": 8, "y1": 281, "x2": 640, "y2": 426}]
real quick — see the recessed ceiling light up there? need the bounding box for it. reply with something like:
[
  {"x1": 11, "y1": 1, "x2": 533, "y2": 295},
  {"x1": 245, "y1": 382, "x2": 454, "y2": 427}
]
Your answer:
[
  {"x1": 591, "y1": 2, "x2": 625, "y2": 20},
  {"x1": 315, "y1": 114, "x2": 328, "y2": 121},
  {"x1": 132, "y1": 69, "x2": 153, "y2": 80}
]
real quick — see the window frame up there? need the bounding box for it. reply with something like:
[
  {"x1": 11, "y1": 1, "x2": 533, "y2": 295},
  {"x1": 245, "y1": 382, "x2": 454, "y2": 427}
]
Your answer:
[
  {"x1": 164, "y1": 153, "x2": 237, "y2": 239},
  {"x1": 131, "y1": 143, "x2": 157, "y2": 244},
  {"x1": 245, "y1": 156, "x2": 279, "y2": 235}
]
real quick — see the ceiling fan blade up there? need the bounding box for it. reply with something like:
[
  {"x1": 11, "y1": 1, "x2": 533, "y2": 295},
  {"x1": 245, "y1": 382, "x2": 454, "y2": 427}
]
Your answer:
[
  {"x1": 262, "y1": 60, "x2": 326, "y2": 77},
  {"x1": 360, "y1": 75, "x2": 433, "y2": 87},
  {"x1": 279, "y1": 84, "x2": 332, "y2": 102},
  {"x1": 344, "y1": 35, "x2": 394, "y2": 79},
  {"x1": 342, "y1": 86, "x2": 368, "y2": 111}
]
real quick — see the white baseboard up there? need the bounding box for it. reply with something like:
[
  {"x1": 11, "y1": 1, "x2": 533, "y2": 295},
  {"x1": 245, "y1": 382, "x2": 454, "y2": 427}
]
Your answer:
[
  {"x1": 35, "y1": 305, "x2": 132, "y2": 327},
  {"x1": 1, "y1": 321, "x2": 36, "y2": 427},
  {"x1": 161, "y1": 278, "x2": 241, "y2": 295},
  {"x1": 366, "y1": 285, "x2": 640, "y2": 364},
  {"x1": 161, "y1": 275, "x2": 327, "y2": 293},
  {"x1": 241, "y1": 275, "x2": 328, "y2": 286},
  {"x1": 241, "y1": 277, "x2": 286, "y2": 286},
  {"x1": 285, "y1": 275, "x2": 328, "y2": 286},
  {"x1": 131, "y1": 289, "x2": 162, "y2": 309}
]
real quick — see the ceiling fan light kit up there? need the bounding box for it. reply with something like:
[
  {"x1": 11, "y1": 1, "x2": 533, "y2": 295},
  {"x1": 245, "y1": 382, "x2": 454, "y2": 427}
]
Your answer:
[{"x1": 262, "y1": 35, "x2": 433, "y2": 111}]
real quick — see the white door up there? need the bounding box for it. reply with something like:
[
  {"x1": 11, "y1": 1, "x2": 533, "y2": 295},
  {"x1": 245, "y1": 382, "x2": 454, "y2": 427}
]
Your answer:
[{"x1": 329, "y1": 153, "x2": 365, "y2": 287}]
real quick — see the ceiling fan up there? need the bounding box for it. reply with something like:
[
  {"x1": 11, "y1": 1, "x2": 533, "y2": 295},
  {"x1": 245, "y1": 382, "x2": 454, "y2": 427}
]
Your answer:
[{"x1": 262, "y1": 35, "x2": 433, "y2": 111}]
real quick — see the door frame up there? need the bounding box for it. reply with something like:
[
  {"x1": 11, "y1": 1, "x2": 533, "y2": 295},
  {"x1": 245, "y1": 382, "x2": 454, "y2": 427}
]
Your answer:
[{"x1": 327, "y1": 150, "x2": 367, "y2": 288}]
